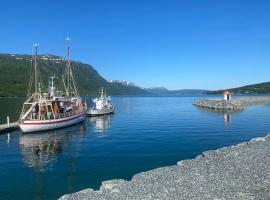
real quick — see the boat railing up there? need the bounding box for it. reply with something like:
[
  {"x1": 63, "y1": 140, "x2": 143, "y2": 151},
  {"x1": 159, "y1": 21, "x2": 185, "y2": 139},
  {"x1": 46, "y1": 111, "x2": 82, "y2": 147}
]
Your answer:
[
  {"x1": 24, "y1": 106, "x2": 84, "y2": 121},
  {"x1": 54, "y1": 109, "x2": 82, "y2": 119}
]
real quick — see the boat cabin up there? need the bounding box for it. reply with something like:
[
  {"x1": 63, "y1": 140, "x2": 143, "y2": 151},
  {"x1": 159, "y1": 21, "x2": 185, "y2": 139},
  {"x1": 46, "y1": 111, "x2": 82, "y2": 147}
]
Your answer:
[{"x1": 224, "y1": 90, "x2": 232, "y2": 101}]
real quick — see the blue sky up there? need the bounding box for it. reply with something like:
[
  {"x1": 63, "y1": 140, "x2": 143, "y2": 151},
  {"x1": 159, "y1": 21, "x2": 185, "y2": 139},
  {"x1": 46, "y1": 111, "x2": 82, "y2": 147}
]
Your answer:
[{"x1": 1, "y1": 0, "x2": 270, "y2": 90}]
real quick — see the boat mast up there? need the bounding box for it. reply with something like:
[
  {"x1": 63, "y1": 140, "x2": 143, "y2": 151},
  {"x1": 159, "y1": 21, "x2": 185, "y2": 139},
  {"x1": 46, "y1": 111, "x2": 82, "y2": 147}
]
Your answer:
[
  {"x1": 66, "y1": 36, "x2": 71, "y2": 98},
  {"x1": 34, "y1": 43, "x2": 41, "y2": 98},
  {"x1": 99, "y1": 87, "x2": 106, "y2": 99},
  {"x1": 65, "y1": 36, "x2": 79, "y2": 98},
  {"x1": 101, "y1": 87, "x2": 104, "y2": 99},
  {"x1": 49, "y1": 76, "x2": 55, "y2": 98}
]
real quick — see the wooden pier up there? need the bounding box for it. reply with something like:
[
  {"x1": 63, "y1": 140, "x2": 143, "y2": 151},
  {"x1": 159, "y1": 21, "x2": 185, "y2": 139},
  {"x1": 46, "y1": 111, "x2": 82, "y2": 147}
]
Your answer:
[{"x1": 0, "y1": 117, "x2": 19, "y2": 133}]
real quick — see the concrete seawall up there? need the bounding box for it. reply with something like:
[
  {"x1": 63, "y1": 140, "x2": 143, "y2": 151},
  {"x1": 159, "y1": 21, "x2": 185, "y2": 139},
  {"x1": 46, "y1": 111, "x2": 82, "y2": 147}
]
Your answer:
[
  {"x1": 0, "y1": 121, "x2": 19, "y2": 133},
  {"x1": 194, "y1": 96, "x2": 270, "y2": 111},
  {"x1": 59, "y1": 135, "x2": 270, "y2": 200}
]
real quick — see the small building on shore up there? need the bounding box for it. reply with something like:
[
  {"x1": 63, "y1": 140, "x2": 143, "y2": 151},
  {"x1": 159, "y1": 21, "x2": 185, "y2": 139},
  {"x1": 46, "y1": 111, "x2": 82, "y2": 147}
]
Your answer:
[{"x1": 224, "y1": 90, "x2": 232, "y2": 101}]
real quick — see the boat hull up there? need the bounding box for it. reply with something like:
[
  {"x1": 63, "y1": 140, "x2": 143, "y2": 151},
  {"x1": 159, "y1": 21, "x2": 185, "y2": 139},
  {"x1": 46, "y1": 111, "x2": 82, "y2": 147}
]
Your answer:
[
  {"x1": 19, "y1": 112, "x2": 86, "y2": 133},
  {"x1": 87, "y1": 108, "x2": 114, "y2": 117}
]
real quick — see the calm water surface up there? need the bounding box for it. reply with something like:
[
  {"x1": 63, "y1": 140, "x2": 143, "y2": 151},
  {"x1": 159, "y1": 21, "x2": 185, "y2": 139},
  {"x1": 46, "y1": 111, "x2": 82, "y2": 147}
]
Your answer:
[{"x1": 1, "y1": 96, "x2": 270, "y2": 200}]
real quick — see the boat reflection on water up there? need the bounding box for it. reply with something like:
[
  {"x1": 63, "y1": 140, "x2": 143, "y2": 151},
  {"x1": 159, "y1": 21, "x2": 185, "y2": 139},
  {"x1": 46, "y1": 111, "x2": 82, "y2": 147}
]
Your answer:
[
  {"x1": 19, "y1": 124, "x2": 85, "y2": 171},
  {"x1": 20, "y1": 132, "x2": 63, "y2": 171},
  {"x1": 88, "y1": 114, "x2": 112, "y2": 134}
]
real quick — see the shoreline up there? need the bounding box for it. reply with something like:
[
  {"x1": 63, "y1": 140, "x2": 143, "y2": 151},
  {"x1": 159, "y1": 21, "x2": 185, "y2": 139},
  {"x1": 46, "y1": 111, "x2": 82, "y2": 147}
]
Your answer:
[{"x1": 59, "y1": 134, "x2": 270, "y2": 200}]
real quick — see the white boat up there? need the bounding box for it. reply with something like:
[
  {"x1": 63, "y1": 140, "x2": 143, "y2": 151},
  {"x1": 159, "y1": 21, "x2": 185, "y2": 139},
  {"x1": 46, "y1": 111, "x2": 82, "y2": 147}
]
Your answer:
[
  {"x1": 19, "y1": 38, "x2": 87, "y2": 133},
  {"x1": 19, "y1": 110, "x2": 85, "y2": 132},
  {"x1": 87, "y1": 88, "x2": 114, "y2": 116}
]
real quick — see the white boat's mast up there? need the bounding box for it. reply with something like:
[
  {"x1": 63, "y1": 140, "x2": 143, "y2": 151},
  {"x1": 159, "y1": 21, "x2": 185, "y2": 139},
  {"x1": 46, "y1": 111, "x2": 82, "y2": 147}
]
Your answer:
[
  {"x1": 100, "y1": 87, "x2": 106, "y2": 99},
  {"x1": 49, "y1": 76, "x2": 56, "y2": 98},
  {"x1": 34, "y1": 43, "x2": 41, "y2": 99},
  {"x1": 62, "y1": 75, "x2": 68, "y2": 97},
  {"x1": 65, "y1": 36, "x2": 79, "y2": 98},
  {"x1": 66, "y1": 36, "x2": 71, "y2": 98}
]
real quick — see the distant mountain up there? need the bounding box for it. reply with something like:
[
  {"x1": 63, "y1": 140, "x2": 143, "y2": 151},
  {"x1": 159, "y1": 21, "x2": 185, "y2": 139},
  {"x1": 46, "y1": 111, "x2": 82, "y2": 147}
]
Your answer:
[
  {"x1": 146, "y1": 87, "x2": 169, "y2": 94},
  {"x1": 108, "y1": 80, "x2": 138, "y2": 87},
  {"x1": 146, "y1": 87, "x2": 208, "y2": 96},
  {"x1": 0, "y1": 54, "x2": 150, "y2": 97},
  {"x1": 168, "y1": 89, "x2": 209, "y2": 95},
  {"x1": 207, "y1": 82, "x2": 270, "y2": 94}
]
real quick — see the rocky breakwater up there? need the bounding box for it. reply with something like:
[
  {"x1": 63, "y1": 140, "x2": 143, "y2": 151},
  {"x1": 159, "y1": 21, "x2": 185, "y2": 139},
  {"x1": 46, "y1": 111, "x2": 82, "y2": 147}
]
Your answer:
[
  {"x1": 59, "y1": 135, "x2": 270, "y2": 200},
  {"x1": 194, "y1": 96, "x2": 270, "y2": 112},
  {"x1": 194, "y1": 99, "x2": 243, "y2": 111}
]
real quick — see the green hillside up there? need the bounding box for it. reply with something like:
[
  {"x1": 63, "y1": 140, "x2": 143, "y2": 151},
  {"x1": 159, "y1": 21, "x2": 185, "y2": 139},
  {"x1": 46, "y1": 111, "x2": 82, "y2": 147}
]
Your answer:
[
  {"x1": 208, "y1": 82, "x2": 270, "y2": 94},
  {"x1": 0, "y1": 54, "x2": 150, "y2": 97}
]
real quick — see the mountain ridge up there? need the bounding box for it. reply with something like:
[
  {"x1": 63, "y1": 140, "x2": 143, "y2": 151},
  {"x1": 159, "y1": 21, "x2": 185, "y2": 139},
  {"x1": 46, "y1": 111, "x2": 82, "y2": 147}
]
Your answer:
[
  {"x1": 207, "y1": 82, "x2": 270, "y2": 94},
  {"x1": 2, "y1": 53, "x2": 268, "y2": 97},
  {"x1": 0, "y1": 53, "x2": 150, "y2": 97},
  {"x1": 146, "y1": 87, "x2": 209, "y2": 96}
]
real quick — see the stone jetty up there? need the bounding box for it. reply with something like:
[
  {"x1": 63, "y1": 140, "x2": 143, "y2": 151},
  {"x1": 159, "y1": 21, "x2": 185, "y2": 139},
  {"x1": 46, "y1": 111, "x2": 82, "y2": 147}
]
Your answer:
[
  {"x1": 194, "y1": 99, "x2": 243, "y2": 111},
  {"x1": 0, "y1": 121, "x2": 19, "y2": 133},
  {"x1": 194, "y1": 96, "x2": 270, "y2": 111},
  {"x1": 59, "y1": 134, "x2": 270, "y2": 200}
]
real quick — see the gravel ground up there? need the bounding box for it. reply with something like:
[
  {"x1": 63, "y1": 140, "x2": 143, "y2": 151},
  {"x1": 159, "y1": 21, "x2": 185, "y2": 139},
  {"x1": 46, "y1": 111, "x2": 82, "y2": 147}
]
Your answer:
[{"x1": 59, "y1": 135, "x2": 270, "y2": 200}]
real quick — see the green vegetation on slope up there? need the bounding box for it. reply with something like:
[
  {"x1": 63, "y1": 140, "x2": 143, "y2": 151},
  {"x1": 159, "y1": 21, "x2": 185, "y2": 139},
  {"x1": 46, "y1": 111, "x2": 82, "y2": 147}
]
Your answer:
[
  {"x1": 207, "y1": 82, "x2": 270, "y2": 94},
  {"x1": 0, "y1": 54, "x2": 150, "y2": 97}
]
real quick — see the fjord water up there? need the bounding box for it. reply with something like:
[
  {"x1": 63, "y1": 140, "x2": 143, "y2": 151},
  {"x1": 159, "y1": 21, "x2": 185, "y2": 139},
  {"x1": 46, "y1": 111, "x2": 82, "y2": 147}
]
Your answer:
[{"x1": 1, "y1": 96, "x2": 270, "y2": 200}]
